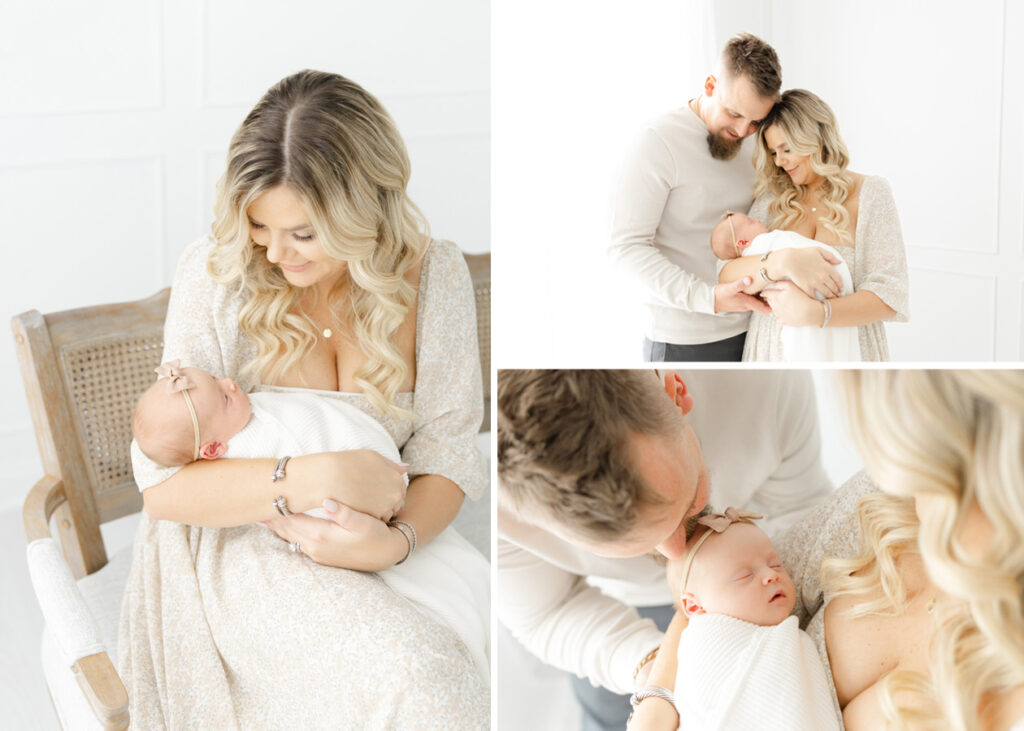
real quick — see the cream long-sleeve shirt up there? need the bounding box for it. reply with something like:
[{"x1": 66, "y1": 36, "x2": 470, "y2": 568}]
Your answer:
[
  {"x1": 497, "y1": 370, "x2": 833, "y2": 694},
  {"x1": 608, "y1": 105, "x2": 757, "y2": 344}
]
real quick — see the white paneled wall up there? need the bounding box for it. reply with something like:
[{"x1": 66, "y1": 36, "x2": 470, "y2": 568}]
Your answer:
[{"x1": 0, "y1": 0, "x2": 488, "y2": 512}]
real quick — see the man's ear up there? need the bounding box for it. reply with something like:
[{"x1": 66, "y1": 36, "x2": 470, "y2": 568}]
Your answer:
[
  {"x1": 703, "y1": 74, "x2": 716, "y2": 97},
  {"x1": 663, "y1": 372, "x2": 695, "y2": 415},
  {"x1": 199, "y1": 441, "x2": 227, "y2": 460},
  {"x1": 680, "y1": 592, "x2": 705, "y2": 618}
]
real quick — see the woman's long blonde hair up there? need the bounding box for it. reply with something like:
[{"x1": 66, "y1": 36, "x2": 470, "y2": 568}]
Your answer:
[
  {"x1": 828, "y1": 371, "x2": 1024, "y2": 729},
  {"x1": 209, "y1": 70, "x2": 428, "y2": 416},
  {"x1": 753, "y1": 89, "x2": 853, "y2": 246}
]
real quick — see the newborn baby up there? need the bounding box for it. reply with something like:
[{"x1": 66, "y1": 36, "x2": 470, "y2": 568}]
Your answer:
[
  {"x1": 711, "y1": 212, "x2": 860, "y2": 362},
  {"x1": 674, "y1": 508, "x2": 842, "y2": 731}
]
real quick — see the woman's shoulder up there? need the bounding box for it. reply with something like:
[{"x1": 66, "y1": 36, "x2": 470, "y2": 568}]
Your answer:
[
  {"x1": 421, "y1": 238, "x2": 474, "y2": 286},
  {"x1": 172, "y1": 234, "x2": 217, "y2": 284},
  {"x1": 855, "y1": 174, "x2": 895, "y2": 205}
]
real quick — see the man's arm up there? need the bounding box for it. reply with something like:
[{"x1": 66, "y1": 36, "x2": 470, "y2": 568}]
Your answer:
[
  {"x1": 497, "y1": 538, "x2": 664, "y2": 694},
  {"x1": 608, "y1": 127, "x2": 769, "y2": 316}
]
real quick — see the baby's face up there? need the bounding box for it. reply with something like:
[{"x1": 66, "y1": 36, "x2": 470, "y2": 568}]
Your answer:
[
  {"x1": 683, "y1": 522, "x2": 795, "y2": 626},
  {"x1": 183, "y1": 367, "x2": 252, "y2": 445},
  {"x1": 710, "y1": 213, "x2": 769, "y2": 260}
]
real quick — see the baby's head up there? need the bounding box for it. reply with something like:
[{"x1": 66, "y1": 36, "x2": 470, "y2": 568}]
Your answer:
[
  {"x1": 133, "y1": 360, "x2": 252, "y2": 467},
  {"x1": 678, "y1": 509, "x2": 795, "y2": 626},
  {"x1": 710, "y1": 212, "x2": 769, "y2": 260}
]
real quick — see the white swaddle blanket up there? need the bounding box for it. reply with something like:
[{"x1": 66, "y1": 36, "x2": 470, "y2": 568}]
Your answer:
[
  {"x1": 226, "y1": 388, "x2": 490, "y2": 683},
  {"x1": 674, "y1": 614, "x2": 841, "y2": 731},
  {"x1": 729, "y1": 230, "x2": 860, "y2": 362}
]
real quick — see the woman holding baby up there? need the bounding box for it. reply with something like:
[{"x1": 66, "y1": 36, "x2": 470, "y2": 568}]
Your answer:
[
  {"x1": 119, "y1": 70, "x2": 488, "y2": 727},
  {"x1": 629, "y1": 371, "x2": 1024, "y2": 730},
  {"x1": 718, "y1": 89, "x2": 910, "y2": 361}
]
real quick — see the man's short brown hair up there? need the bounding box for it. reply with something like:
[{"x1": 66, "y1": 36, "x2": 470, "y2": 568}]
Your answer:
[
  {"x1": 721, "y1": 33, "x2": 781, "y2": 99},
  {"x1": 497, "y1": 370, "x2": 681, "y2": 542}
]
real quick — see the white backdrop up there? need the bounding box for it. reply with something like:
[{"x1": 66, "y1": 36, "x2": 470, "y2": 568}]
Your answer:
[
  {"x1": 0, "y1": 0, "x2": 489, "y2": 512},
  {"x1": 492, "y1": 0, "x2": 1024, "y2": 366}
]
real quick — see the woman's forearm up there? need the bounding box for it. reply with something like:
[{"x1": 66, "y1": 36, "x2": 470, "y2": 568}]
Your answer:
[
  {"x1": 827, "y1": 290, "x2": 895, "y2": 328},
  {"x1": 719, "y1": 256, "x2": 770, "y2": 294},
  {"x1": 142, "y1": 451, "x2": 405, "y2": 528},
  {"x1": 628, "y1": 611, "x2": 687, "y2": 730},
  {"x1": 141, "y1": 456, "x2": 295, "y2": 527},
  {"x1": 393, "y1": 474, "x2": 465, "y2": 547}
]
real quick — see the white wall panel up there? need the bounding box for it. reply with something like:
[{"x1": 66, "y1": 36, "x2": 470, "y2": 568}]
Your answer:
[
  {"x1": 407, "y1": 135, "x2": 490, "y2": 253},
  {"x1": 889, "y1": 268, "x2": 996, "y2": 361},
  {"x1": 201, "y1": 0, "x2": 488, "y2": 107},
  {"x1": 0, "y1": 0, "x2": 162, "y2": 116},
  {"x1": 767, "y1": 0, "x2": 1003, "y2": 256},
  {"x1": 1, "y1": 156, "x2": 163, "y2": 435}
]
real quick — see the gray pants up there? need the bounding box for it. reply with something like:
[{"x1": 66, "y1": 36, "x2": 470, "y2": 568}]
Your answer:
[
  {"x1": 569, "y1": 604, "x2": 675, "y2": 731},
  {"x1": 643, "y1": 332, "x2": 746, "y2": 362}
]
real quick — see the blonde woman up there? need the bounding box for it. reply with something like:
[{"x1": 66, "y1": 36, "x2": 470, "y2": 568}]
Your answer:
[
  {"x1": 718, "y1": 89, "x2": 909, "y2": 360},
  {"x1": 630, "y1": 371, "x2": 1024, "y2": 730},
  {"x1": 119, "y1": 70, "x2": 488, "y2": 728}
]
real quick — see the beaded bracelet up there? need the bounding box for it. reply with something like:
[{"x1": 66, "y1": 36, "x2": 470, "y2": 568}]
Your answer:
[{"x1": 626, "y1": 686, "x2": 677, "y2": 727}]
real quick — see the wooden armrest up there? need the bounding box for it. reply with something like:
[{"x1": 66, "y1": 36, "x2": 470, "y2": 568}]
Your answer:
[
  {"x1": 23, "y1": 475, "x2": 65, "y2": 543},
  {"x1": 73, "y1": 652, "x2": 129, "y2": 730}
]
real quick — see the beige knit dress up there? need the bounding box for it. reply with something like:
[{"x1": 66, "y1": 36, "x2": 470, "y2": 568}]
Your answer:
[
  {"x1": 742, "y1": 176, "x2": 910, "y2": 361},
  {"x1": 118, "y1": 236, "x2": 489, "y2": 729}
]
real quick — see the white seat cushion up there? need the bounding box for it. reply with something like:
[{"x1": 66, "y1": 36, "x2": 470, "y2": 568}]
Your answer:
[{"x1": 39, "y1": 545, "x2": 132, "y2": 730}]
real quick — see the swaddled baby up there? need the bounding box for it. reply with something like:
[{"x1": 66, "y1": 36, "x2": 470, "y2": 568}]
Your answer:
[
  {"x1": 674, "y1": 508, "x2": 842, "y2": 731},
  {"x1": 711, "y1": 212, "x2": 861, "y2": 362},
  {"x1": 130, "y1": 360, "x2": 490, "y2": 682}
]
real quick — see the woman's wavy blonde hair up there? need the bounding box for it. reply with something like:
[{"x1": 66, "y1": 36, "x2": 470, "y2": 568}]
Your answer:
[
  {"x1": 753, "y1": 89, "x2": 853, "y2": 246},
  {"x1": 827, "y1": 370, "x2": 1024, "y2": 729},
  {"x1": 208, "y1": 70, "x2": 428, "y2": 416}
]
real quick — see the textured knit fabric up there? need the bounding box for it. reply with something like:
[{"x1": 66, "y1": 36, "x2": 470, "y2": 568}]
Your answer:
[
  {"x1": 743, "y1": 176, "x2": 910, "y2": 361},
  {"x1": 498, "y1": 371, "x2": 833, "y2": 694},
  {"x1": 608, "y1": 105, "x2": 757, "y2": 344},
  {"x1": 775, "y1": 470, "x2": 878, "y2": 717},
  {"x1": 674, "y1": 614, "x2": 842, "y2": 730},
  {"x1": 119, "y1": 236, "x2": 488, "y2": 729}
]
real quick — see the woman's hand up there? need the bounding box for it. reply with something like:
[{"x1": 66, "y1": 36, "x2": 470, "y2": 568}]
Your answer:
[
  {"x1": 771, "y1": 247, "x2": 843, "y2": 299},
  {"x1": 290, "y1": 450, "x2": 408, "y2": 520},
  {"x1": 262, "y1": 501, "x2": 409, "y2": 572},
  {"x1": 762, "y1": 281, "x2": 825, "y2": 327}
]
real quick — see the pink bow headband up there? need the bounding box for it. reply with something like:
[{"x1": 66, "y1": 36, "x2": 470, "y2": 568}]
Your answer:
[
  {"x1": 155, "y1": 359, "x2": 201, "y2": 460},
  {"x1": 679, "y1": 507, "x2": 764, "y2": 593}
]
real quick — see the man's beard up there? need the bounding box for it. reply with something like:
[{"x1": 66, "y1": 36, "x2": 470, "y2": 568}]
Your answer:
[{"x1": 707, "y1": 131, "x2": 742, "y2": 161}]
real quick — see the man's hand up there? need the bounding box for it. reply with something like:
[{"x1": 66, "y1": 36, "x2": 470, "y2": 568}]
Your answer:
[{"x1": 714, "y1": 278, "x2": 772, "y2": 314}]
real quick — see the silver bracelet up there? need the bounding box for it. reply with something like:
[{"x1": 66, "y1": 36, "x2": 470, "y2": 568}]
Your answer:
[
  {"x1": 627, "y1": 685, "x2": 677, "y2": 726},
  {"x1": 272, "y1": 495, "x2": 293, "y2": 517},
  {"x1": 759, "y1": 266, "x2": 776, "y2": 283},
  {"x1": 388, "y1": 519, "x2": 417, "y2": 564},
  {"x1": 821, "y1": 298, "x2": 832, "y2": 328},
  {"x1": 271, "y1": 455, "x2": 292, "y2": 482}
]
